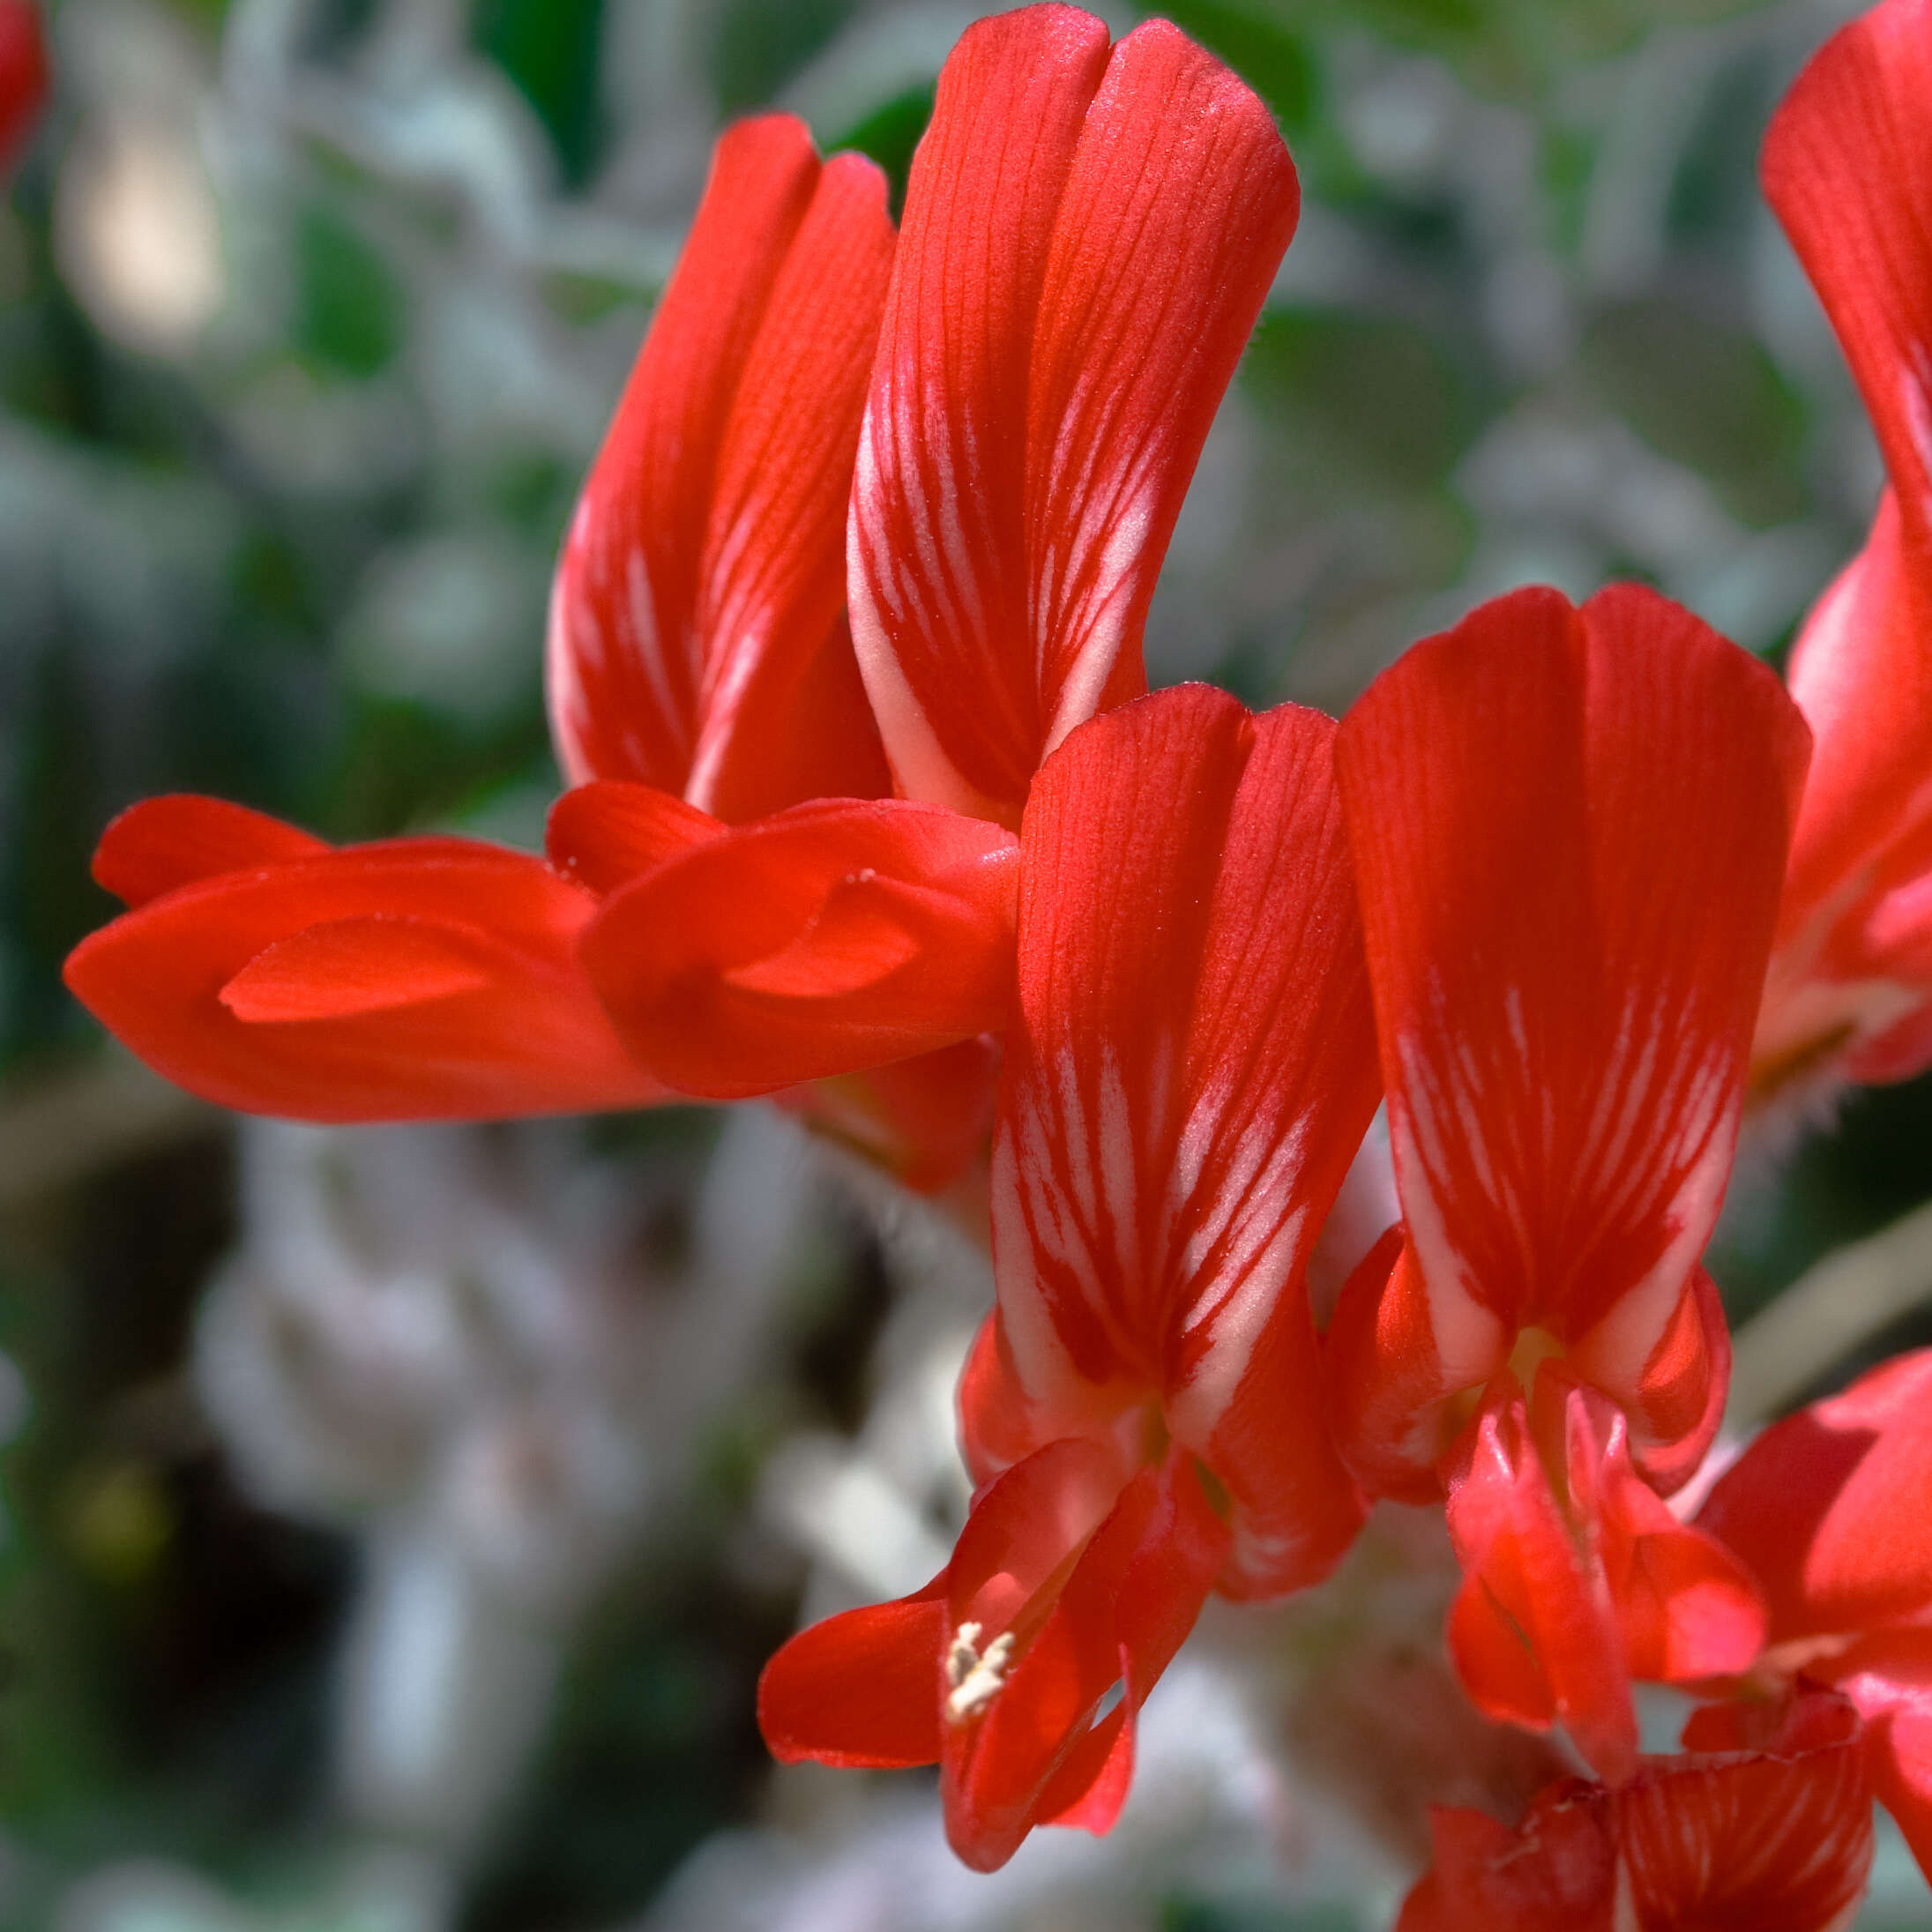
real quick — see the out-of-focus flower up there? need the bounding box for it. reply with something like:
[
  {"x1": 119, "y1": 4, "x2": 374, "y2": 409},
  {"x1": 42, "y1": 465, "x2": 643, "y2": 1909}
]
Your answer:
[
  {"x1": 1324, "y1": 585, "x2": 1807, "y2": 1779},
  {"x1": 1697, "y1": 1346, "x2": 1932, "y2": 1879},
  {"x1": 1750, "y1": 0, "x2": 1932, "y2": 1100},
  {"x1": 0, "y1": 0, "x2": 47, "y2": 173},
  {"x1": 1397, "y1": 1687, "x2": 1874, "y2": 1932},
  {"x1": 760, "y1": 683, "x2": 1380, "y2": 1870}
]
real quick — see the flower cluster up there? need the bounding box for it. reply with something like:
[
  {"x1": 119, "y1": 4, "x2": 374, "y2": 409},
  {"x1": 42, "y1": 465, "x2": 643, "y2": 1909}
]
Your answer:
[{"x1": 58, "y1": 0, "x2": 1932, "y2": 1921}]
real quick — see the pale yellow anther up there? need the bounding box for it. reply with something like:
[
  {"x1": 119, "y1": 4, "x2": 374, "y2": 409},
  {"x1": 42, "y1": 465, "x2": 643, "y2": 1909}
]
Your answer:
[{"x1": 943, "y1": 1621, "x2": 1016, "y2": 1721}]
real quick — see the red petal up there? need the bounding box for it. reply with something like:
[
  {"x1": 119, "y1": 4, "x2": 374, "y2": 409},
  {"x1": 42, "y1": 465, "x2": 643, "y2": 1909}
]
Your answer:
[
  {"x1": 1325, "y1": 1228, "x2": 1503, "y2": 1504},
  {"x1": 547, "y1": 120, "x2": 891, "y2": 811},
  {"x1": 0, "y1": 0, "x2": 47, "y2": 170},
  {"x1": 1619, "y1": 1690, "x2": 1873, "y2": 1929},
  {"x1": 1335, "y1": 585, "x2": 1807, "y2": 1419},
  {"x1": 780, "y1": 1036, "x2": 999, "y2": 1195},
  {"x1": 64, "y1": 839, "x2": 667, "y2": 1121},
  {"x1": 1571, "y1": 1384, "x2": 1764, "y2": 1688},
  {"x1": 1401, "y1": 1691, "x2": 1874, "y2": 1932},
  {"x1": 1443, "y1": 1378, "x2": 1639, "y2": 1783},
  {"x1": 92, "y1": 795, "x2": 331, "y2": 907},
  {"x1": 1777, "y1": 494, "x2": 1932, "y2": 941},
  {"x1": 758, "y1": 1591, "x2": 946, "y2": 1770},
  {"x1": 1397, "y1": 1790, "x2": 1618, "y2": 1932},
  {"x1": 1827, "y1": 1627, "x2": 1932, "y2": 1882},
  {"x1": 578, "y1": 800, "x2": 1018, "y2": 1099},
  {"x1": 944, "y1": 1447, "x2": 1226, "y2": 1870},
  {"x1": 1697, "y1": 1347, "x2": 1932, "y2": 1642},
  {"x1": 1763, "y1": 0, "x2": 1932, "y2": 544},
  {"x1": 990, "y1": 685, "x2": 1378, "y2": 1597},
  {"x1": 544, "y1": 782, "x2": 724, "y2": 898},
  {"x1": 219, "y1": 917, "x2": 496, "y2": 1021},
  {"x1": 850, "y1": 11, "x2": 1297, "y2": 824}
]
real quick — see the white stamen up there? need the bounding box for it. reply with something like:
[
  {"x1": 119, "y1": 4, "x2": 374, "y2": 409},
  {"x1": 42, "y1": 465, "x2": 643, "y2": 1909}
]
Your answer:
[{"x1": 943, "y1": 1622, "x2": 1016, "y2": 1721}]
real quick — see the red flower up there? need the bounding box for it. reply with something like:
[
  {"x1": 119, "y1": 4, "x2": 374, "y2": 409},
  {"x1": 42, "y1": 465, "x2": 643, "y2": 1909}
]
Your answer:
[
  {"x1": 1324, "y1": 585, "x2": 1808, "y2": 1775},
  {"x1": 0, "y1": 0, "x2": 47, "y2": 174},
  {"x1": 759, "y1": 683, "x2": 1382, "y2": 1865},
  {"x1": 1398, "y1": 1688, "x2": 1874, "y2": 1932},
  {"x1": 847, "y1": 6, "x2": 1300, "y2": 828},
  {"x1": 64, "y1": 116, "x2": 899, "y2": 1130},
  {"x1": 563, "y1": 4, "x2": 1303, "y2": 1104},
  {"x1": 1697, "y1": 1347, "x2": 1932, "y2": 1878},
  {"x1": 1751, "y1": 0, "x2": 1932, "y2": 1095}
]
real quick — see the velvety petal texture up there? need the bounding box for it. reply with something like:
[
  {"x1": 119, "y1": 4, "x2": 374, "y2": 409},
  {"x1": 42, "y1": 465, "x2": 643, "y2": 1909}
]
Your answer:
[
  {"x1": 65, "y1": 801, "x2": 668, "y2": 1121},
  {"x1": 548, "y1": 115, "x2": 893, "y2": 817},
  {"x1": 849, "y1": 7, "x2": 1299, "y2": 824},
  {"x1": 1331, "y1": 585, "x2": 1808, "y2": 1482},
  {"x1": 760, "y1": 1437, "x2": 1227, "y2": 1872},
  {"x1": 576, "y1": 798, "x2": 1019, "y2": 1099},
  {"x1": 988, "y1": 684, "x2": 1381, "y2": 1597},
  {"x1": 1399, "y1": 1690, "x2": 1873, "y2": 1931}
]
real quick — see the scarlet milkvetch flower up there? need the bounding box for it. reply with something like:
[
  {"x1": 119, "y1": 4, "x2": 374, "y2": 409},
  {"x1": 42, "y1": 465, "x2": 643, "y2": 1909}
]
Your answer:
[
  {"x1": 61, "y1": 116, "x2": 959, "y2": 1146},
  {"x1": 1324, "y1": 584, "x2": 1809, "y2": 1781},
  {"x1": 1749, "y1": 0, "x2": 1932, "y2": 1100},
  {"x1": 758, "y1": 683, "x2": 1382, "y2": 1870},
  {"x1": 1695, "y1": 1347, "x2": 1932, "y2": 1878},
  {"x1": 564, "y1": 4, "x2": 1302, "y2": 1103},
  {"x1": 0, "y1": 0, "x2": 47, "y2": 173},
  {"x1": 1397, "y1": 1687, "x2": 1875, "y2": 1931}
]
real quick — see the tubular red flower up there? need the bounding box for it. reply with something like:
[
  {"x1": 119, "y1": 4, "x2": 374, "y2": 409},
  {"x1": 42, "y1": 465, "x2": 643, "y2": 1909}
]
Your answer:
[
  {"x1": 978, "y1": 683, "x2": 1381, "y2": 1599},
  {"x1": 848, "y1": 6, "x2": 1299, "y2": 825},
  {"x1": 63, "y1": 796, "x2": 675, "y2": 1121},
  {"x1": 1697, "y1": 1348, "x2": 1932, "y2": 1876},
  {"x1": 1398, "y1": 1688, "x2": 1874, "y2": 1932},
  {"x1": 759, "y1": 1436, "x2": 1227, "y2": 1872},
  {"x1": 547, "y1": 115, "x2": 894, "y2": 817},
  {"x1": 1328, "y1": 584, "x2": 1808, "y2": 1495},
  {"x1": 1752, "y1": 0, "x2": 1932, "y2": 1093}
]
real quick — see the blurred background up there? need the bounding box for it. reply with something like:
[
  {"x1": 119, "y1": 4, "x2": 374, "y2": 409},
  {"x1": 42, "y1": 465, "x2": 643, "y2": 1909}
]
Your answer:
[{"x1": 3, "y1": 0, "x2": 1930, "y2": 1926}]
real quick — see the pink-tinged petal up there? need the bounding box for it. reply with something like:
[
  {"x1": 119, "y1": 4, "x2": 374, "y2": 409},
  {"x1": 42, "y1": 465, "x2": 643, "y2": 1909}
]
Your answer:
[
  {"x1": 0, "y1": 0, "x2": 47, "y2": 171},
  {"x1": 1443, "y1": 1378, "x2": 1639, "y2": 1783},
  {"x1": 758, "y1": 1591, "x2": 946, "y2": 1770},
  {"x1": 547, "y1": 119, "x2": 891, "y2": 811},
  {"x1": 942, "y1": 1445, "x2": 1226, "y2": 1870},
  {"x1": 1397, "y1": 1789, "x2": 1618, "y2": 1932},
  {"x1": 850, "y1": 10, "x2": 1298, "y2": 824},
  {"x1": 544, "y1": 782, "x2": 724, "y2": 898},
  {"x1": 1623, "y1": 1689, "x2": 1873, "y2": 1930},
  {"x1": 1762, "y1": 0, "x2": 1932, "y2": 543},
  {"x1": 92, "y1": 795, "x2": 331, "y2": 908},
  {"x1": 1335, "y1": 584, "x2": 1807, "y2": 1412},
  {"x1": 578, "y1": 799, "x2": 1018, "y2": 1100},
  {"x1": 990, "y1": 685, "x2": 1379, "y2": 1598},
  {"x1": 64, "y1": 838, "x2": 667, "y2": 1121},
  {"x1": 1697, "y1": 1348, "x2": 1932, "y2": 1642},
  {"x1": 1825, "y1": 1627, "x2": 1932, "y2": 1882}
]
